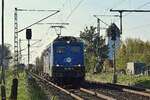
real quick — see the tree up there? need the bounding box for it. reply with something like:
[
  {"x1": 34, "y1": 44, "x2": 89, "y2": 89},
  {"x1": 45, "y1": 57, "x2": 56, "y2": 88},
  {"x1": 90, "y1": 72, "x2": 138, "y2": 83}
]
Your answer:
[
  {"x1": 0, "y1": 44, "x2": 11, "y2": 67},
  {"x1": 80, "y1": 26, "x2": 96, "y2": 54},
  {"x1": 80, "y1": 26, "x2": 108, "y2": 72},
  {"x1": 116, "y1": 44, "x2": 128, "y2": 69},
  {"x1": 35, "y1": 56, "x2": 43, "y2": 74}
]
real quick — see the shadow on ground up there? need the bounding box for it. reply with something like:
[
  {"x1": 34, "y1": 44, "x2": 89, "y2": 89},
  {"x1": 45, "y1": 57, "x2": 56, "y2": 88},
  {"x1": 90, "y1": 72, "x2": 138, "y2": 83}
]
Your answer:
[{"x1": 132, "y1": 80, "x2": 150, "y2": 89}]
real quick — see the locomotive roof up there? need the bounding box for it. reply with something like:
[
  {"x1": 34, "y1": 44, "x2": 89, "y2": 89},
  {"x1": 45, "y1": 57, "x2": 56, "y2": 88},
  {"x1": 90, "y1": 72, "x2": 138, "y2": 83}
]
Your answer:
[
  {"x1": 54, "y1": 36, "x2": 80, "y2": 42},
  {"x1": 43, "y1": 36, "x2": 83, "y2": 54}
]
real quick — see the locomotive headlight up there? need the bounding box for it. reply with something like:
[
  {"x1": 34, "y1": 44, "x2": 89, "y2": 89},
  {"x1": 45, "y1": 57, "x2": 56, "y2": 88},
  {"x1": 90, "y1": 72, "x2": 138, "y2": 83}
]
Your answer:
[
  {"x1": 67, "y1": 41, "x2": 70, "y2": 44},
  {"x1": 78, "y1": 64, "x2": 81, "y2": 67},
  {"x1": 56, "y1": 64, "x2": 60, "y2": 67}
]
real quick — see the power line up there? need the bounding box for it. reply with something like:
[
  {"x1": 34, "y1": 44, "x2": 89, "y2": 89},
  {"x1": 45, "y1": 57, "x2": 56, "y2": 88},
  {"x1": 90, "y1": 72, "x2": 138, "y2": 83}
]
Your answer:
[
  {"x1": 65, "y1": 0, "x2": 84, "y2": 21},
  {"x1": 124, "y1": 1, "x2": 150, "y2": 17},
  {"x1": 137, "y1": 1, "x2": 150, "y2": 9},
  {"x1": 44, "y1": 0, "x2": 84, "y2": 38}
]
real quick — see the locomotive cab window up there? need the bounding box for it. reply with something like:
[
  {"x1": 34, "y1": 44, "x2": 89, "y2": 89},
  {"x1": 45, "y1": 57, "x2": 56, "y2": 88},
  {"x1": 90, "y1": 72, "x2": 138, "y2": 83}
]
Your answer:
[
  {"x1": 71, "y1": 46, "x2": 81, "y2": 53},
  {"x1": 56, "y1": 46, "x2": 65, "y2": 53}
]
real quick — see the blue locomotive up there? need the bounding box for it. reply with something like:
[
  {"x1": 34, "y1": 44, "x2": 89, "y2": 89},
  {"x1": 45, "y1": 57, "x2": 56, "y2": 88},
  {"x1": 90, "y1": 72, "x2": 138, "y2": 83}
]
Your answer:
[{"x1": 43, "y1": 36, "x2": 85, "y2": 84}]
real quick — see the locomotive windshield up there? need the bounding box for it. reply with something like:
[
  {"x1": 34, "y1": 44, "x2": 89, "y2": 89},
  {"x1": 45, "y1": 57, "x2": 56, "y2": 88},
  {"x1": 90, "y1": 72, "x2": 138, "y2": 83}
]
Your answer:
[
  {"x1": 56, "y1": 46, "x2": 65, "y2": 53},
  {"x1": 71, "y1": 46, "x2": 81, "y2": 53},
  {"x1": 55, "y1": 46, "x2": 81, "y2": 54}
]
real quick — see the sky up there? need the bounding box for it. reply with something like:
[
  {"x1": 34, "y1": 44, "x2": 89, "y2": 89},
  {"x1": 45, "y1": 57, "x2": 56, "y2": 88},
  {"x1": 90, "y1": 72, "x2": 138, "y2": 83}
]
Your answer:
[{"x1": 1, "y1": 0, "x2": 150, "y2": 64}]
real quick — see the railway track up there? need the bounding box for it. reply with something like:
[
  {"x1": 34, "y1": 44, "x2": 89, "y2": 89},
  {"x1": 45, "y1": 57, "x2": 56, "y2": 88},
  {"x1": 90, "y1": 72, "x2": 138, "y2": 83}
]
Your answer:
[
  {"x1": 28, "y1": 72, "x2": 115, "y2": 100},
  {"x1": 83, "y1": 81, "x2": 150, "y2": 100},
  {"x1": 28, "y1": 72, "x2": 150, "y2": 100}
]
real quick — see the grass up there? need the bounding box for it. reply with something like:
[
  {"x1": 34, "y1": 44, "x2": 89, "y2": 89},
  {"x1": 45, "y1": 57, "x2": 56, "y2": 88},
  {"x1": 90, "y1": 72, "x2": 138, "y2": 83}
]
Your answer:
[
  {"x1": 4, "y1": 69, "x2": 49, "y2": 100},
  {"x1": 27, "y1": 77, "x2": 49, "y2": 100},
  {"x1": 5, "y1": 70, "x2": 30, "y2": 100},
  {"x1": 86, "y1": 72, "x2": 150, "y2": 88}
]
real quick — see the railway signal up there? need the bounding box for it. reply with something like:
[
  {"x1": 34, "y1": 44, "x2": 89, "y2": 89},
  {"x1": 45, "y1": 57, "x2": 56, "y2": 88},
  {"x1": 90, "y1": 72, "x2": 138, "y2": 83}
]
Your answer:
[
  {"x1": 26, "y1": 29, "x2": 32, "y2": 67},
  {"x1": 26, "y1": 29, "x2": 32, "y2": 40},
  {"x1": 111, "y1": 27, "x2": 116, "y2": 41}
]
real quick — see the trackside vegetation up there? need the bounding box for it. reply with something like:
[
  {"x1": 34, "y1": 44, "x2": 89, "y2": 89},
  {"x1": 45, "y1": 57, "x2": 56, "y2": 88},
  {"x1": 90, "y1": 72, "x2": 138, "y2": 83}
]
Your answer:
[
  {"x1": 5, "y1": 69, "x2": 48, "y2": 100},
  {"x1": 86, "y1": 72, "x2": 150, "y2": 88}
]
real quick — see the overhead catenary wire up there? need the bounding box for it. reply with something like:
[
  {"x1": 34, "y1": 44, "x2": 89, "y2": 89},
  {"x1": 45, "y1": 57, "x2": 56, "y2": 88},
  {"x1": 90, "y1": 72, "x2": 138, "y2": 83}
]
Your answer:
[
  {"x1": 137, "y1": 1, "x2": 150, "y2": 9},
  {"x1": 124, "y1": 1, "x2": 150, "y2": 17},
  {"x1": 65, "y1": 0, "x2": 85, "y2": 22},
  {"x1": 19, "y1": 39, "x2": 42, "y2": 53},
  {"x1": 41, "y1": 0, "x2": 84, "y2": 41},
  {"x1": 29, "y1": 1, "x2": 69, "y2": 47}
]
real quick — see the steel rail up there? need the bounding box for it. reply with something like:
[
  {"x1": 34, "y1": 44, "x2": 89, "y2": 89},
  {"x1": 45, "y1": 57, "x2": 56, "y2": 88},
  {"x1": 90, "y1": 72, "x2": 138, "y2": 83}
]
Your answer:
[
  {"x1": 29, "y1": 72, "x2": 84, "y2": 100},
  {"x1": 123, "y1": 88, "x2": 150, "y2": 97},
  {"x1": 87, "y1": 80, "x2": 150, "y2": 92},
  {"x1": 80, "y1": 88, "x2": 116, "y2": 100},
  {"x1": 86, "y1": 80, "x2": 150, "y2": 97},
  {"x1": 106, "y1": 83, "x2": 150, "y2": 93}
]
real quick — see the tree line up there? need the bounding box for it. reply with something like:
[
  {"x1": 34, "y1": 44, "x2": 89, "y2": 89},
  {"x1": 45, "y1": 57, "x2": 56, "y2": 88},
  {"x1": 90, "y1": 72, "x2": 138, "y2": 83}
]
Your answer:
[{"x1": 116, "y1": 38, "x2": 150, "y2": 70}]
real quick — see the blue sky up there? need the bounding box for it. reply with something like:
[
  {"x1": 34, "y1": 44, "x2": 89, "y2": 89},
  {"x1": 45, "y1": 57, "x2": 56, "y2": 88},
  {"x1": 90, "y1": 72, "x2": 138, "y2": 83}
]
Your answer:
[{"x1": 1, "y1": 0, "x2": 150, "y2": 63}]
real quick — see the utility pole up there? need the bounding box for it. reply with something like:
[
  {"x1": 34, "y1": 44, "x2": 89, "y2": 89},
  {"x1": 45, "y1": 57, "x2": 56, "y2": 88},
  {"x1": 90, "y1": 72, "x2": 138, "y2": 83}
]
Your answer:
[
  {"x1": 110, "y1": 9, "x2": 150, "y2": 34},
  {"x1": 19, "y1": 39, "x2": 22, "y2": 63},
  {"x1": 112, "y1": 40, "x2": 117, "y2": 83},
  {"x1": 28, "y1": 40, "x2": 30, "y2": 66},
  {"x1": 97, "y1": 18, "x2": 101, "y2": 66},
  {"x1": 111, "y1": 27, "x2": 117, "y2": 84},
  {"x1": 119, "y1": 11, "x2": 123, "y2": 35},
  {"x1": 97, "y1": 18, "x2": 100, "y2": 37},
  {"x1": 1, "y1": 0, "x2": 6, "y2": 99},
  {"x1": 1, "y1": 0, "x2": 4, "y2": 83},
  {"x1": 14, "y1": 8, "x2": 18, "y2": 76},
  {"x1": 93, "y1": 15, "x2": 108, "y2": 73}
]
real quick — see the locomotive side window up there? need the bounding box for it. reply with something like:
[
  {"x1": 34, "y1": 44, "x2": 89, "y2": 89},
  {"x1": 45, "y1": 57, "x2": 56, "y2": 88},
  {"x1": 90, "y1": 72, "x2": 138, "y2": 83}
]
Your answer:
[
  {"x1": 56, "y1": 46, "x2": 65, "y2": 53},
  {"x1": 71, "y1": 46, "x2": 80, "y2": 53}
]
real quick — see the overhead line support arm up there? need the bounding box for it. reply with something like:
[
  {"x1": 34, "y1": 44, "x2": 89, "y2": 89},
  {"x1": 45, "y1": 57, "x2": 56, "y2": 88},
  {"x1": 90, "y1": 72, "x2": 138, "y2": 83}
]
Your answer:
[
  {"x1": 17, "y1": 10, "x2": 60, "y2": 33},
  {"x1": 110, "y1": 9, "x2": 150, "y2": 34},
  {"x1": 110, "y1": 9, "x2": 150, "y2": 12}
]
